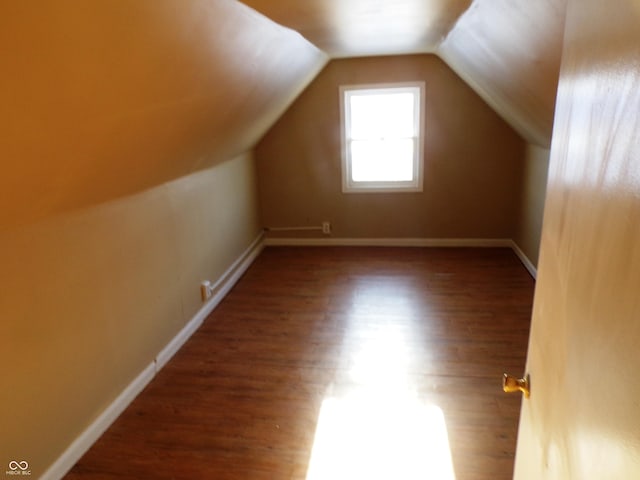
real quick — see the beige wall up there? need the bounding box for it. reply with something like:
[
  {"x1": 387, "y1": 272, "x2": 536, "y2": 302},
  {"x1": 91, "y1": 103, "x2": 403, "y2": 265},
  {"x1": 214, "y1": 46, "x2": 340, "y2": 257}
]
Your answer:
[
  {"x1": 514, "y1": 144, "x2": 550, "y2": 267},
  {"x1": 255, "y1": 55, "x2": 525, "y2": 239},
  {"x1": 0, "y1": 152, "x2": 260, "y2": 476}
]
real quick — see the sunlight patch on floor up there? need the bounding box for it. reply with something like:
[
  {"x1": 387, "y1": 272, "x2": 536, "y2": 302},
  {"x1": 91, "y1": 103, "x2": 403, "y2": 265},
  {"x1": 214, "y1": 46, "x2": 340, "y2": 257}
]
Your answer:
[
  {"x1": 306, "y1": 315, "x2": 456, "y2": 479},
  {"x1": 306, "y1": 394, "x2": 455, "y2": 480}
]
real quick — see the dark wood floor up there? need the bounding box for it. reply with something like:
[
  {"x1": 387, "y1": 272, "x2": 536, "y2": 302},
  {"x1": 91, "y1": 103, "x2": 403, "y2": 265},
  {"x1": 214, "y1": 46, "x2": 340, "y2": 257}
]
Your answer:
[{"x1": 66, "y1": 247, "x2": 534, "y2": 480}]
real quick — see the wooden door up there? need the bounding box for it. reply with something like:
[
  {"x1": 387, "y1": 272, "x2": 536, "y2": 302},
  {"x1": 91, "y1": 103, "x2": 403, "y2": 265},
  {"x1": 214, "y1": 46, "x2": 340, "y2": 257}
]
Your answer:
[{"x1": 513, "y1": 0, "x2": 640, "y2": 478}]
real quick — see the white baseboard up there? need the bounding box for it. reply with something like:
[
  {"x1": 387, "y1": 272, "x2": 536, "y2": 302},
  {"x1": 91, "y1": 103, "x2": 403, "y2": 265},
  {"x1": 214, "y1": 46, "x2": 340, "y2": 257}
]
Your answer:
[
  {"x1": 264, "y1": 237, "x2": 513, "y2": 247},
  {"x1": 509, "y1": 240, "x2": 537, "y2": 279},
  {"x1": 264, "y1": 236, "x2": 536, "y2": 279},
  {"x1": 156, "y1": 232, "x2": 264, "y2": 371},
  {"x1": 43, "y1": 232, "x2": 533, "y2": 479},
  {"x1": 42, "y1": 232, "x2": 264, "y2": 480},
  {"x1": 40, "y1": 362, "x2": 156, "y2": 480}
]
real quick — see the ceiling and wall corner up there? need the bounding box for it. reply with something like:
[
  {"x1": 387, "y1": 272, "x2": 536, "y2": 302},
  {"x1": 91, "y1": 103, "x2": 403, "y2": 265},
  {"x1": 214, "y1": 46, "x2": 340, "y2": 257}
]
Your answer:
[{"x1": 241, "y1": 0, "x2": 567, "y2": 149}]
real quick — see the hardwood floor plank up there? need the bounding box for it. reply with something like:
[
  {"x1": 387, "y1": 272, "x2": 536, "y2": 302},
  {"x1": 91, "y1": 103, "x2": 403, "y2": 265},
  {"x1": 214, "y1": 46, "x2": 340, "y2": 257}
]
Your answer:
[{"x1": 66, "y1": 247, "x2": 534, "y2": 479}]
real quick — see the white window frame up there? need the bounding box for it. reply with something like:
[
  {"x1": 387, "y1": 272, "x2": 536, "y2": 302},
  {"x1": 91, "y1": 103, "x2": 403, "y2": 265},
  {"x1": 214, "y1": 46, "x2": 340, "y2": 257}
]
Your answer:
[{"x1": 339, "y1": 82, "x2": 425, "y2": 193}]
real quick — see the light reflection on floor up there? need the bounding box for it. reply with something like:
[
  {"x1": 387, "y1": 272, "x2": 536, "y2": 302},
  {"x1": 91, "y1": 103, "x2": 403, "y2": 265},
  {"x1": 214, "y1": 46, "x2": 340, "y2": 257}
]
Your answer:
[
  {"x1": 306, "y1": 281, "x2": 456, "y2": 480},
  {"x1": 306, "y1": 394, "x2": 455, "y2": 480}
]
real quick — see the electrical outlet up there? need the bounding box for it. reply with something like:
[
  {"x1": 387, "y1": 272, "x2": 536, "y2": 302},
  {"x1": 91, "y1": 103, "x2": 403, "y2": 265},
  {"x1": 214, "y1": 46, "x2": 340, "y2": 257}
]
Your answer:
[
  {"x1": 322, "y1": 221, "x2": 331, "y2": 234},
  {"x1": 200, "y1": 280, "x2": 213, "y2": 301}
]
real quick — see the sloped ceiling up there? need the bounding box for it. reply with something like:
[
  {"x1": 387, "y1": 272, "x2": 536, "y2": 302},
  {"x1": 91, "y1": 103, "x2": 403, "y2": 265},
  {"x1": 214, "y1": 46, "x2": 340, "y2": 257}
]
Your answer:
[
  {"x1": 239, "y1": 0, "x2": 472, "y2": 58},
  {"x1": 439, "y1": 0, "x2": 566, "y2": 147},
  {"x1": 2, "y1": 0, "x2": 566, "y2": 228},
  {"x1": 0, "y1": 0, "x2": 327, "y2": 228},
  {"x1": 242, "y1": 0, "x2": 566, "y2": 148}
]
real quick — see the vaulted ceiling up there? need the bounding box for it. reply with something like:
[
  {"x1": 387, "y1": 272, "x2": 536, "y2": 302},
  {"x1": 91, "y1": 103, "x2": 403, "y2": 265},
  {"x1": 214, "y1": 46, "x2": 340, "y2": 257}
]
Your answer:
[
  {"x1": 241, "y1": 0, "x2": 567, "y2": 147},
  {"x1": 239, "y1": 0, "x2": 472, "y2": 58},
  {"x1": 1, "y1": 0, "x2": 566, "y2": 228}
]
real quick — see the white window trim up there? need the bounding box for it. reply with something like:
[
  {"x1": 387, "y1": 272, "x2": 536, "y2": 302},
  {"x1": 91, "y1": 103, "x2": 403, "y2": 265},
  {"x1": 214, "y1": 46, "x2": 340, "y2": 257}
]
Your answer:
[{"x1": 339, "y1": 81, "x2": 425, "y2": 193}]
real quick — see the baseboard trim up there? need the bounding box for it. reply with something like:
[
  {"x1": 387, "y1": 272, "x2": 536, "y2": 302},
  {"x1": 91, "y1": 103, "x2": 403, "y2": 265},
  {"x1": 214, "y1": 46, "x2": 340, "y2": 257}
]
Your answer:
[
  {"x1": 40, "y1": 362, "x2": 156, "y2": 480},
  {"x1": 156, "y1": 232, "x2": 264, "y2": 371},
  {"x1": 264, "y1": 237, "x2": 513, "y2": 247},
  {"x1": 42, "y1": 231, "x2": 265, "y2": 480},
  {"x1": 43, "y1": 232, "x2": 533, "y2": 479},
  {"x1": 509, "y1": 240, "x2": 537, "y2": 279},
  {"x1": 264, "y1": 236, "x2": 537, "y2": 279}
]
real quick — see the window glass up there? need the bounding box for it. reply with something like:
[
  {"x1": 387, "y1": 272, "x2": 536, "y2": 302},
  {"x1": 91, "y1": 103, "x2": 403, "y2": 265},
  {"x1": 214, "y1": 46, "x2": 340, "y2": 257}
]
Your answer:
[{"x1": 340, "y1": 83, "x2": 424, "y2": 193}]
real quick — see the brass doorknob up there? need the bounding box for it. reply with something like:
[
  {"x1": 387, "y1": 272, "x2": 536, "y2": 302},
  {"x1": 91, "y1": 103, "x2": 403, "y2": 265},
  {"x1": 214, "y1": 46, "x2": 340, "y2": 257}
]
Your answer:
[{"x1": 503, "y1": 373, "x2": 530, "y2": 398}]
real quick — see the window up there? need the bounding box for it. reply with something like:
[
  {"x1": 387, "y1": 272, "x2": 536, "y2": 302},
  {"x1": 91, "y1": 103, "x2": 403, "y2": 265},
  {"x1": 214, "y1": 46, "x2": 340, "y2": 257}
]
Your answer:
[{"x1": 340, "y1": 82, "x2": 425, "y2": 193}]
